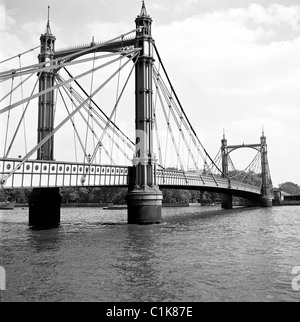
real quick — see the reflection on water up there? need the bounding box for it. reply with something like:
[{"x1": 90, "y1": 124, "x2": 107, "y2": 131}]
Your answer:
[{"x1": 0, "y1": 206, "x2": 300, "y2": 302}]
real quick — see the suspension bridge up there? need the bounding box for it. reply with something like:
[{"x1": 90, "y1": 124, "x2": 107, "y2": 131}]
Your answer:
[{"x1": 0, "y1": 3, "x2": 274, "y2": 228}]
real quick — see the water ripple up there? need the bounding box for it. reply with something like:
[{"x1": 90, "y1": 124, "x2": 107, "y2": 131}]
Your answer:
[{"x1": 1, "y1": 206, "x2": 300, "y2": 302}]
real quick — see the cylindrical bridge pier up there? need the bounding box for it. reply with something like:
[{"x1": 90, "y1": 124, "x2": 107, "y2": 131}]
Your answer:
[
  {"x1": 29, "y1": 188, "x2": 61, "y2": 229},
  {"x1": 127, "y1": 189, "x2": 163, "y2": 224}
]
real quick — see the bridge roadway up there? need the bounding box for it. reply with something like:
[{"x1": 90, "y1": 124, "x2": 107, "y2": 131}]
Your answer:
[{"x1": 0, "y1": 158, "x2": 262, "y2": 201}]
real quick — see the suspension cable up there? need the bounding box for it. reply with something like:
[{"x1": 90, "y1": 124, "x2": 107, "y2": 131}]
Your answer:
[
  {"x1": 57, "y1": 77, "x2": 126, "y2": 165},
  {"x1": 153, "y1": 66, "x2": 205, "y2": 164},
  {"x1": 4, "y1": 75, "x2": 40, "y2": 158},
  {"x1": 154, "y1": 75, "x2": 186, "y2": 173},
  {"x1": 153, "y1": 68, "x2": 199, "y2": 170},
  {"x1": 3, "y1": 77, "x2": 14, "y2": 157},
  {"x1": 153, "y1": 44, "x2": 227, "y2": 177},
  {"x1": 63, "y1": 67, "x2": 135, "y2": 147},
  {"x1": 153, "y1": 61, "x2": 164, "y2": 168},
  {"x1": 71, "y1": 86, "x2": 78, "y2": 163},
  {"x1": 0, "y1": 48, "x2": 138, "y2": 115},
  {"x1": 0, "y1": 73, "x2": 34, "y2": 104},
  {"x1": 57, "y1": 50, "x2": 138, "y2": 166},
  {"x1": 18, "y1": 55, "x2": 28, "y2": 154},
  {"x1": 84, "y1": 50, "x2": 97, "y2": 164},
  {"x1": 110, "y1": 36, "x2": 124, "y2": 165},
  {"x1": 56, "y1": 84, "x2": 88, "y2": 162},
  {"x1": 0, "y1": 45, "x2": 41, "y2": 65},
  {"x1": 87, "y1": 50, "x2": 140, "y2": 166},
  {"x1": 0, "y1": 28, "x2": 139, "y2": 79},
  {"x1": 2, "y1": 51, "x2": 135, "y2": 184}
]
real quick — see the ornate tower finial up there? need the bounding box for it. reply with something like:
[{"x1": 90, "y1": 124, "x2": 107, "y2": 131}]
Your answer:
[
  {"x1": 140, "y1": 0, "x2": 148, "y2": 16},
  {"x1": 45, "y1": 6, "x2": 52, "y2": 35}
]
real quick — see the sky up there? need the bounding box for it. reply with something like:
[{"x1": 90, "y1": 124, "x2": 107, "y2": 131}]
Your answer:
[{"x1": 1, "y1": 0, "x2": 300, "y2": 187}]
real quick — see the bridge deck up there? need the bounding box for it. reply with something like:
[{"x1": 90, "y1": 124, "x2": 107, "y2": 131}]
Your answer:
[
  {"x1": 0, "y1": 158, "x2": 262, "y2": 200},
  {"x1": 0, "y1": 158, "x2": 129, "y2": 188}
]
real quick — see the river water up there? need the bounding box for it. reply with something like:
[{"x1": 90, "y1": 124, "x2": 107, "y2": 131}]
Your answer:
[{"x1": 0, "y1": 205, "x2": 299, "y2": 302}]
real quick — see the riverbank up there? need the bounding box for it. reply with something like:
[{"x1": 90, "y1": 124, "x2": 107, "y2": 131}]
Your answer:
[
  {"x1": 61, "y1": 202, "x2": 192, "y2": 208},
  {"x1": 275, "y1": 200, "x2": 300, "y2": 206}
]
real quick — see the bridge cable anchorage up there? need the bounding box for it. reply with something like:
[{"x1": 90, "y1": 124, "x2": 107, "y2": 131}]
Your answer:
[
  {"x1": 0, "y1": 48, "x2": 139, "y2": 116},
  {"x1": 0, "y1": 45, "x2": 41, "y2": 65},
  {"x1": 62, "y1": 67, "x2": 135, "y2": 149},
  {"x1": 153, "y1": 44, "x2": 227, "y2": 178},
  {"x1": 2, "y1": 50, "x2": 138, "y2": 183}
]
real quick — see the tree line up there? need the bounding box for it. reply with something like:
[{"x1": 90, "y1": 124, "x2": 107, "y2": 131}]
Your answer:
[
  {"x1": 1, "y1": 169, "x2": 299, "y2": 204},
  {"x1": 0, "y1": 186, "x2": 219, "y2": 205}
]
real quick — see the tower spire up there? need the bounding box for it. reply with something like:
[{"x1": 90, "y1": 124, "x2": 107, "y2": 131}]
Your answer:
[
  {"x1": 140, "y1": 0, "x2": 148, "y2": 16},
  {"x1": 45, "y1": 6, "x2": 52, "y2": 35}
]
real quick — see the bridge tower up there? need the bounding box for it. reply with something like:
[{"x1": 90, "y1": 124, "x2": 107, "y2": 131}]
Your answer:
[
  {"x1": 126, "y1": 2, "x2": 163, "y2": 224},
  {"x1": 221, "y1": 131, "x2": 273, "y2": 209},
  {"x1": 28, "y1": 7, "x2": 62, "y2": 229},
  {"x1": 221, "y1": 133, "x2": 233, "y2": 209},
  {"x1": 260, "y1": 131, "x2": 273, "y2": 207}
]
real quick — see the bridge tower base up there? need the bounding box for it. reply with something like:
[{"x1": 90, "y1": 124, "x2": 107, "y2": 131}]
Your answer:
[
  {"x1": 221, "y1": 194, "x2": 233, "y2": 210},
  {"x1": 29, "y1": 188, "x2": 62, "y2": 229},
  {"x1": 260, "y1": 196, "x2": 273, "y2": 208},
  {"x1": 127, "y1": 189, "x2": 163, "y2": 225}
]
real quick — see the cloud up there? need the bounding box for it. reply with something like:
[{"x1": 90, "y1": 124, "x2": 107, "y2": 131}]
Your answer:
[
  {"x1": 1, "y1": 2, "x2": 300, "y2": 185},
  {"x1": 0, "y1": 2, "x2": 15, "y2": 31},
  {"x1": 174, "y1": 0, "x2": 200, "y2": 12},
  {"x1": 150, "y1": 0, "x2": 200, "y2": 13},
  {"x1": 154, "y1": 4, "x2": 300, "y2": 96},
  {"x1": 151, "y1": 4, "x2": 300, "y2": 185},
  {"x1": 98, "y1": 0, "x2": 108, "y2": 6},
  {"x1": 83, "y1": 21, "x2": 133, "y2": 43}
]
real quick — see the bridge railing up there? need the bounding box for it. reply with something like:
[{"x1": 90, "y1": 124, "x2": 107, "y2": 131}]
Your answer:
[
  {"x1": 0, "y1": 158, "x2": 261, "y2": 195},
  {"x1": 0, "y1": 158, "x2": 129, "y2": 188},
  {"x1": 156, "y1": 169, "x2": 261, "y2": 194}
]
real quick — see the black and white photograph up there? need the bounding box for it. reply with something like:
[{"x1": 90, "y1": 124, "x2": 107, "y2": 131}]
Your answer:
[{"x1": 0, "y1": 0, "x2": 300, "y2": 305}]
